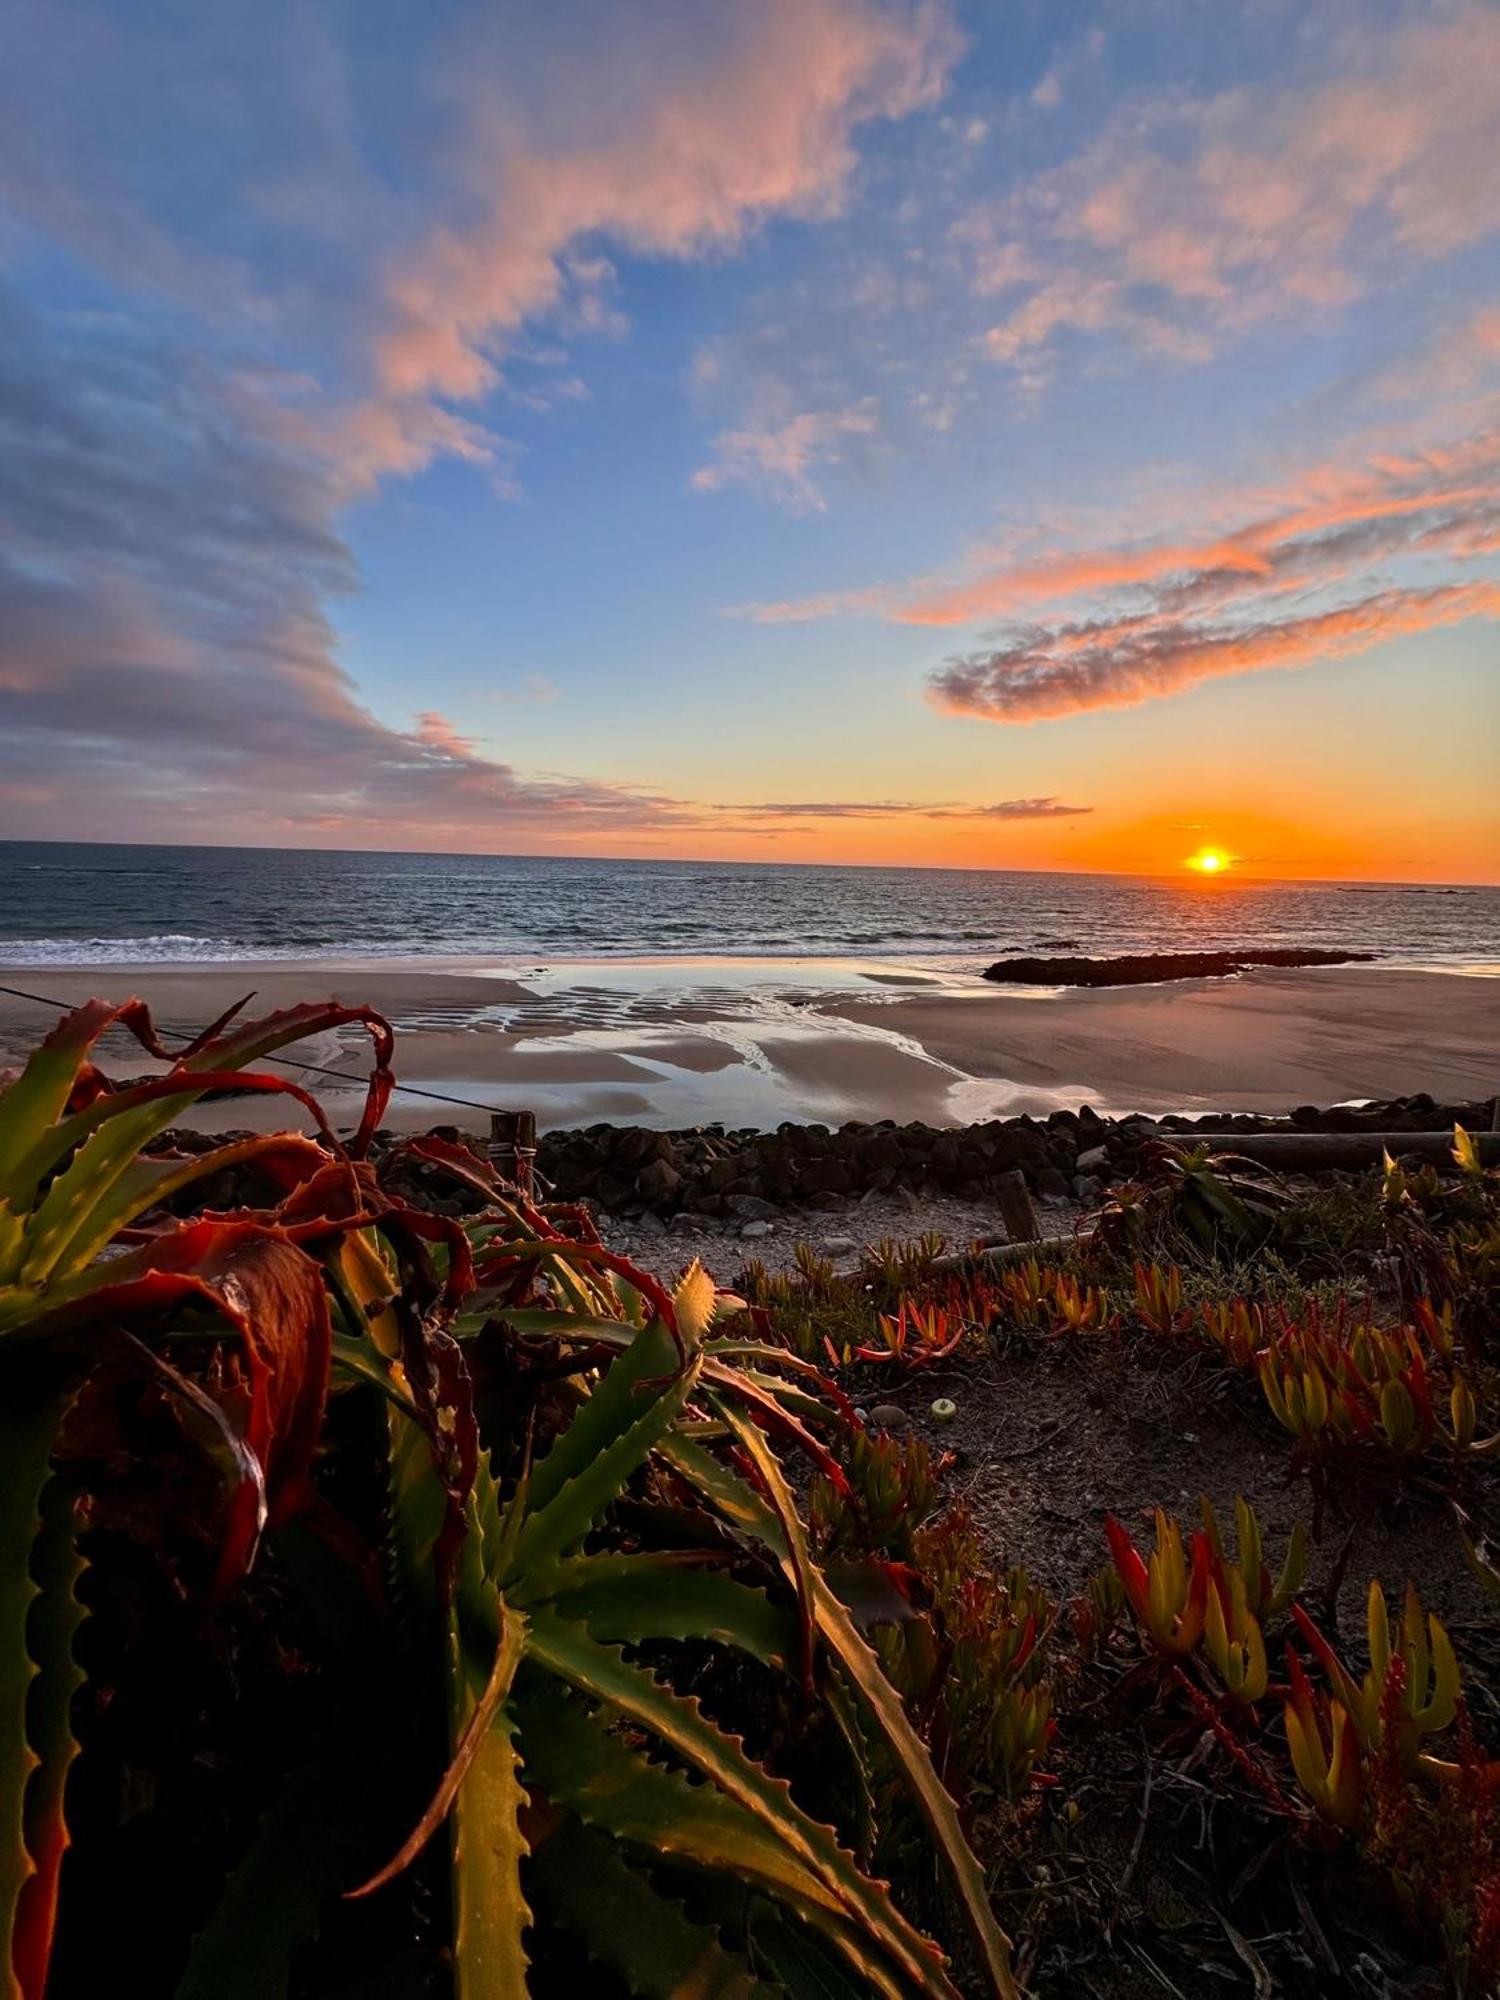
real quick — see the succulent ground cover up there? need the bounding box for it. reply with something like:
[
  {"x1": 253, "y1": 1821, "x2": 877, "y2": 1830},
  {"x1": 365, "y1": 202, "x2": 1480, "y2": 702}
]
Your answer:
[
  {"x1": 4, "y1": 999, "x2": 1498, "y2": 1997},
  {"x1": 738, "y1": 1137, "x2": 1500, "y2": 1995}
]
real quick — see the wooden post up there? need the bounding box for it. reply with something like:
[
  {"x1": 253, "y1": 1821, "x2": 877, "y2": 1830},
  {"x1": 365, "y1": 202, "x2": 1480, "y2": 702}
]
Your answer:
[
  {"x1": 995, "y1": 1167, "x2": 1042, "y2": 1244},
  {"x1": 488, "y1": 1110, "x2": 538, "y2": 1199}
]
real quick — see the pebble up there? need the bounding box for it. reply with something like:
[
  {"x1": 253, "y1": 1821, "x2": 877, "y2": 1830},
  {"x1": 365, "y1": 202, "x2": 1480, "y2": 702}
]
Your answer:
[
  {"x1": 740, "y1": 1220, "x2": 774, "y2": 1240},
  {"x1": 821, "y1": 1236, "x2": 857, "y2": 1256},
  {"x1": 868, "y1": 1403, "x2": 910, "y2": 1431}
]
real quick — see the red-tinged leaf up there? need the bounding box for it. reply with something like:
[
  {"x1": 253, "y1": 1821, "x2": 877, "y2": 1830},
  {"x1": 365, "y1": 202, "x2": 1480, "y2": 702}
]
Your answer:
[
  {"x1": 30, "y1": 1220, "x2": 332, "y2": 1583},
  {"x1": 395, "y1": 1300, "x2": 478, "y2": 1604},
  {"x1": 1291, "y1": 1604, "x2": 1353, "y2": 1699},
  {"x1": 0, "y1": 1000, "x2": 183, "y2": 1201},
  {"x1": 118, "y1": 1332, "x2": 268, "y2": 1552},
  {"x1": 386, "y1": 1136, "x2": 560, "y2": 1235},
  {"x1": 58, "y1": 1067, "x2": 338, "y2": 1146},
  {"x1": 706, "y1": 1363, "x2": 850, "y2": 1495},
  {"x1": 349, "y1": 1601, "x2": 527, "y2": 1900},
  {"x1": 1104, "y1": 1516, "x2": 1152, "y2": 1624}
]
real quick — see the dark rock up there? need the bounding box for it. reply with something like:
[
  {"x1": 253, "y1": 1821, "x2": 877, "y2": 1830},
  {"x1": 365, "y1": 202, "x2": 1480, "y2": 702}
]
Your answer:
[
  {"x1": 867, "y1": 1404, "x2": 910, "y2": 1432},
  {"x1": 636, "y1": 1159, "x2": 683, "y2": 1206},
  {"x1": 981, "y1": 947, "x2": 1374, "y2": 988},
  {"x1": 726, "y1": 1193, "x2": 779, "y2": 1222}
]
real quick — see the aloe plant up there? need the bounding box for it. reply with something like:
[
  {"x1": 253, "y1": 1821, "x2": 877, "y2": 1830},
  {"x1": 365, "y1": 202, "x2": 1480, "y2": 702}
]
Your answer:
[
  {"x1": 0, "y1": 995, "x2": 396, "y2": 1997},
  {"x1": 0, "y1": 1005, "x2": 1017, "y2": 1997}
]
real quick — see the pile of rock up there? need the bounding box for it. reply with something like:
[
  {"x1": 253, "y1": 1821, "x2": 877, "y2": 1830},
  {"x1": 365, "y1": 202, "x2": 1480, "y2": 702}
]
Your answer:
[
  {"x1": 527, "y1": 1092, "x2": 1491, "y2": 1219},
  {"x1": 157, "y1": 1091, "x2": 1492, "y2": 1224}
]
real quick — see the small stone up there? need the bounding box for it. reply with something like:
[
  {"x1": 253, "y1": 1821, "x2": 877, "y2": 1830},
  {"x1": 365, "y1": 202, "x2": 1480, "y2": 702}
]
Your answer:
[
  {"x1": 740, "y1": 1219, "x2": 774, "y2": 1240},
  {"x1": 1076, "y1": 1145, "x2": 1110, "y2": 1173},
  {"x1": 1073, "y1": 1174, "x2": 1104, "y2": 1201},
  {"x1": 868, "y1": 1403, "x2": 910, "y2": 1431},
  {"x1": 821, "y1": 1235, "x2": 857, "y2": 1256}
]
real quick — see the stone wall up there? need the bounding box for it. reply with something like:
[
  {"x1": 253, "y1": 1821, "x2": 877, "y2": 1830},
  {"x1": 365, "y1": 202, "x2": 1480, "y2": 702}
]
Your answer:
[{"x1": 527, "y1": 1093, "x2": 1489, "y2": 1219}]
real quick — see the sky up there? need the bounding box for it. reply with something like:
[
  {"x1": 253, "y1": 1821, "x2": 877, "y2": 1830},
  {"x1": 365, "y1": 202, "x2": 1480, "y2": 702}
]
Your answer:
[{"x1": 1, "y1": 0, "x2": 1498, "y2": 883}]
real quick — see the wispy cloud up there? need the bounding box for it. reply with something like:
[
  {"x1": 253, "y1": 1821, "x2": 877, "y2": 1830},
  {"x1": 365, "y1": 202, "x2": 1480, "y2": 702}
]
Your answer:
[
  {"x1": 963, "y1": 5, "x2": 1500, "y2": 383},
  {"x1": 733, "y1": 797, "x2": 1091, "y2": 819},
  {"x1": 692, "y1": 400, "x2": 880, "y2": 510},
  {"x1": 930, "y1": 581, "x2": 1500, "y2": 723}
]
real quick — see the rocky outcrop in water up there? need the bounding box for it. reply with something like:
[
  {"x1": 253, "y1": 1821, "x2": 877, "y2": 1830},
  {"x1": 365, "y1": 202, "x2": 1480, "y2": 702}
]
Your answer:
[{"x1": 982, "y1": 948, "x2": 1375, "y2": 987}]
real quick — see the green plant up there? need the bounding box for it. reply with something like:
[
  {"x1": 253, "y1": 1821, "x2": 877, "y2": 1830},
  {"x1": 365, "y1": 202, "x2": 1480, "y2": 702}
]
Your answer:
[
  {"x1": 1098, "y1": 1142, "x2": 1294, "y2": 1260},
  {"x1": 0, "y1": 996, "x2": 404, "y2": 1994},
  {"x1": 1132, "y1": 1259, "x2": 1189, "y2": 1335},
  {"x1": 1104, "y1": 1509, "x2": 1209, "y2": 1658},
  {"x1": 1, "y1": 1008, "x2": 1021, "y2": 2000},
  {"x1": 809, "y1": 1427, "x2": 942, "y2": 1562}
]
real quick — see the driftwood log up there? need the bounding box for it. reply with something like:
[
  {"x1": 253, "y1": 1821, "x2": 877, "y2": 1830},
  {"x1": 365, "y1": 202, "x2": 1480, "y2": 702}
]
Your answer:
[{"x1": 1186, "y1": 1131, "x2": 1500, "y2": 1170}]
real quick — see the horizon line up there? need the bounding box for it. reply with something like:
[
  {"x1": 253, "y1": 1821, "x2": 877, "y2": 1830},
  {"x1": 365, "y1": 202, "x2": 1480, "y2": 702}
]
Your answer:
[{"x1": 0, "y1": 834, "x2": 1494, "y2": 893}]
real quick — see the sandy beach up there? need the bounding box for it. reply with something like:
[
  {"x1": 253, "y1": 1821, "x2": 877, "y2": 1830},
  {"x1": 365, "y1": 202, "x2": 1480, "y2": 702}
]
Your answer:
[{"x1": 1, "y1": 954, "x2": 1494, "y2": 1134}]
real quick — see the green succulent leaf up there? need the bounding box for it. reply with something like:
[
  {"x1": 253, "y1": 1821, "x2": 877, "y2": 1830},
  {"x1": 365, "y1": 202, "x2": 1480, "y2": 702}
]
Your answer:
[
  {"x1": 507, "y1": 1316, "x2": 699, "y2": 1579},
  {"x1": 664, "y1": 1429, "x2": 1018, "y2": 2000},
  {"x1": 525, "y1": 1614, "x2": 954, "y2": 1999},
  {"x1": 527, "y1": 1817, "x2": 774, "y2": 1999},
  {"x1": 0, "y1": 1388, "x2": 78, "y2": 2000},
  {"x1": 535, "y1": 1555, "x2": 794, "y2": 1663}
]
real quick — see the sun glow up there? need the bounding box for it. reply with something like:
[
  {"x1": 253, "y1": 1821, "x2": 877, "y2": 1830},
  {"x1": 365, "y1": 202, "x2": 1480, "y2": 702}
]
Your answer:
[{"x1": 1185, "y1": 847, "x2": 1232, "y2": 875}]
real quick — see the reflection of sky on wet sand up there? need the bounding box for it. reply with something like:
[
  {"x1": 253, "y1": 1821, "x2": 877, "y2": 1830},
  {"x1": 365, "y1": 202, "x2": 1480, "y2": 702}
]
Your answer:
[{"x1": 363, "y1": 957, "x2": 1094, "y2": 1131}]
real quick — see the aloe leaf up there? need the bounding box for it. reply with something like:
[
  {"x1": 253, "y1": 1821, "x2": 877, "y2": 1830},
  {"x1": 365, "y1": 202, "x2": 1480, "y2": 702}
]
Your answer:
[
  {"x1": 0, "y1": 1000, "x2": 154, "y2": 1203},
  {"x1": 508, "y1": 1318, "x2": 699, "y2": 1578},
  {"x1": 20, "y1": 1131, "x2": 329, "y2": 1288},
  {"x1": 708, "y1": 1394, "x2": 819, "y2": 1685},
  {"x1": 449, "y1": 1608, "x2": 531, "y2": 2000},
  {"x1": 515, "y1": 1684, "x2": 915, "y2": 1992},
  {"x1": 525, "y1": 1614, "x2": 955, "y2": 1998},
  {"x1": 0, "y1": 1388, "x2": 76, "y2": 2000},
  {"x1": 175, "y1": 1730, "x2": 367, "y2": 2000},
  {"x1": 537, "y1": 1558, "x2": 794, "y2": 1663},
  {"x1": 664, "y1": 1431, "x2": 1018, "y2": 2000},
  {"x1": 528, "y1": 1817, "x2": 773, "y2": 1999},
  {"x1": 10, "y1": 1461, "x2": 86, "y2": 2000}
]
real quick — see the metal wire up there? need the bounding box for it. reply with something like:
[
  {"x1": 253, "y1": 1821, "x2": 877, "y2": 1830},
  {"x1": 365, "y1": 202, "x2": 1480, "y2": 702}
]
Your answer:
[{"x1": 0, "y1": 978, "x2": 500, "y2": 1119}]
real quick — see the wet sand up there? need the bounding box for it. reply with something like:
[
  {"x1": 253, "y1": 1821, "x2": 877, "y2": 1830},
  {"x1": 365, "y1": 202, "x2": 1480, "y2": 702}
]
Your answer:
[{"x1": 0, "y1": 956, "x2": 1493, "y2": 1133}]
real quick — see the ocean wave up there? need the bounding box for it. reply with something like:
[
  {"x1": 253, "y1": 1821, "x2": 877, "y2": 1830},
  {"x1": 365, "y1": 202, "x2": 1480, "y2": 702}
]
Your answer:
[{"x1": 0, "y1": 935, "x2": 326, "y2": 964}]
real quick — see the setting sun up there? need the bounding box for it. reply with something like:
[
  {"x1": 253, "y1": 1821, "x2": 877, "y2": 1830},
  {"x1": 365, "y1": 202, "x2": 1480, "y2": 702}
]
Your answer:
[{"x1": 1186, "y1": 847, "x2": 1232, "y2": 875}]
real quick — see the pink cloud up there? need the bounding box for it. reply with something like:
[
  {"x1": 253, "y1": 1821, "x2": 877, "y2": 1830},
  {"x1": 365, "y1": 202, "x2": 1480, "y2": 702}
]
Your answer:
[
  {"x1": 371, "y1": 0, "x2": 958, "y2": 432},
  {"x1": 929, "y1": 581, "x2": 1500, "y2": 723},
  {"x1": 692, "y1": 400, "x2": 879, "y2": 511},
  {"x1": 965, "y1": 5, "x2": 1500, "y2": 376}
]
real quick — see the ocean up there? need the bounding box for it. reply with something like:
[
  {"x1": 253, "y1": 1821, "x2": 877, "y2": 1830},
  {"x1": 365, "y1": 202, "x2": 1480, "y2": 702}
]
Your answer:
[{"x1": 0, "y1": 841, "x2": 1495, "y2": 972}]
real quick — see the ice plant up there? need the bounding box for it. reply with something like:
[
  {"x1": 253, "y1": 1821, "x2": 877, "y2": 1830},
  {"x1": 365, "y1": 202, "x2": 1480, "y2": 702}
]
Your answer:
[
  {"x1": 858, "y1": 1295, "x2": 965, "y2": 1368},
  {"x1": 1284, "y1": 1648, "x2": 1365, "y2": 1829},
  {"x1": 1200, "y1": 1296, "x2": 1267, "y2": 1369},
  {"x1": 1200, "y1": 1496, "x2": 1306, "y2": 1621},
  {"x1": 1293, "y1": 1582, "x2": 1460, "y2": 1772},
  {"x1": 1133, "y1": 1259, "x2": 1187, "y2": 1336},
  {"x1": 1105, "y1": 1509, "x2": 1210, "y2": 1657},
  {"x1": 1202, "y1": 1566, "x2": 1269, "y2": 1704}
]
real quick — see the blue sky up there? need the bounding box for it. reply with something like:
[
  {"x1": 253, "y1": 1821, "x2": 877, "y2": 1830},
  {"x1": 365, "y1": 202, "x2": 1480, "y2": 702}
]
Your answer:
[{"x1": 2, "y1": 0, "x2": 1497, "y2": 878}]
